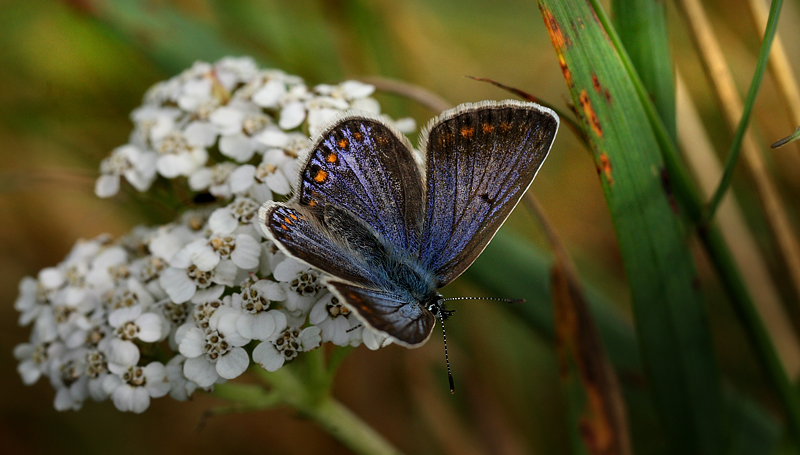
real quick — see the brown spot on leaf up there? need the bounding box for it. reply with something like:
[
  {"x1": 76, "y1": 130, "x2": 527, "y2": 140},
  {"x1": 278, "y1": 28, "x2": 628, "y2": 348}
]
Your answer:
[
  {"x1": 660, "y1": 168, "x2": 679, "y2": 214},
  {"x1": 541, "y1": 7, "x2": 571, "y2": 48},
  {"x1": 599, "y1": 153, "x2": 613, "y2": 185},
  {"x1": 579, "y1": 90, "x2": 603, "y2": 138},
  {"x1": 541, "y1": 6, "x2": 574, "y2": 87},
  {"x1": 591, "y1": 73, "x2": 612, "y2": 103},
  {"x1": 552, "y1": 262, "x2": 632, "y2": 455}
]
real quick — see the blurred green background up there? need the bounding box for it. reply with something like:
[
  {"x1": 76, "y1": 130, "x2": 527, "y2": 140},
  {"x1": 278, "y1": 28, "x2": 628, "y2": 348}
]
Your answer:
[{"x1": 2, "y1": 0, "x2": 800, "y2": 454}]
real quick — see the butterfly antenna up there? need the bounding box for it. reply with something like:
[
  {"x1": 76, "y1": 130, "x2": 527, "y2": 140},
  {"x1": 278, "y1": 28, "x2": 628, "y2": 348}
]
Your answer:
[
  {"x1": 439, "y1": 311, "x2": 456, "y2": 394},
  {"x1": 441, "y1": 296, "x2": 525, "y2": 304}
]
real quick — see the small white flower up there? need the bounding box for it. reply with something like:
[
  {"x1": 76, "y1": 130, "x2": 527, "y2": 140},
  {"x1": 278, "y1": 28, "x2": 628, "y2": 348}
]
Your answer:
[
  {"x1": 229, "y1": 148, "x2": 293, "y2": 199},
  {"x1": 104, "y1": 309, "x2": 165, "y2": 370},
  {"x1": 166, "y1": 355, "x2": 201, "y2": 401},
  {"x1": 253, "y1": 325, "x2": 321, "y2": 372},
  {"x1": 362, "y1": 327, "x2": 393, "y2": 350},
  {"x1": 160, "y1": 239, "x2": 238, "y2": 303},
  {"x1": 15, "y1": 276, "x2": 50, "y2": 327},
  {"x1": 129, "y1": 105, "x2": 181, "y2": 147},
  {"x1": 210, "y1": 101, "x2": 271, "y2": 162},
  {"x1": 154, "y1": 130, "x2": 209, "y2": 178},
  {"x1": 103, "y1": 361, "x2": 170, "y2": 413},
  {"x1": 106, "y1": 278, "x2": 155, "y2": 327},
  {"x1": 208, "y1": 233, "x2": 261, "y2": 270},
  {"x1": 15, "y1": 338, "x2": 65, "y2": 385},
  {"x1": 148, "y1": 224, "x2": 199, "y2": 263},
  {"x1": 309, "y1": 293, "x2": 356, "y2": 346},
  {"x1": 179, "y1": 309, "x2": 250, "y2": 387},
  {"x1": 95, "y1": 145, "x2": 157, "y2": 197},
  {"x1": 207, "y1": 196, "x2": 262, "y2": 238},
  {"x1": 273, "y1": 257, "x2": 325, "y2": 315},
  {"x1": 189, "y1": 162, "x2": 238, "y2": 198},
  {"x1": 232, "y1": 278, "x2": 287, "y2": 340},
  {"x1": 84, "y1": 348, "x2": 112, "y2": 401},
  {"x1": 49, "y1": 353, "x2": 89, "y2": 411}
]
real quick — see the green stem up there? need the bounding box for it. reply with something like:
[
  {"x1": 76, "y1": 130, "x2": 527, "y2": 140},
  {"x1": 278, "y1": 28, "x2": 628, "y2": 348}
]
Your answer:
[
  {"x1": 253, "y1": 367, "x2": 403, "y2": 455},
  {"x1": 588, "y1": 0, "x2": 800, "y2": 442},
  {"x1": 705, "y1": 0, "x2": 783, "y2": 221}
]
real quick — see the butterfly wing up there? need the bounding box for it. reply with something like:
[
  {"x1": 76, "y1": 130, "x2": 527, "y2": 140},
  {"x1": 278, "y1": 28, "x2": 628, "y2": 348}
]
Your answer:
[
  {"x1": 326, "y1": 278, "x2": 435, "y2": 348},
  {"x1": 419, "y1": 100, "x2": 559, "y2": 286},
  {"x1": 291, "y1": 113, "x2": 425, "y2": 255},
  {"x1": 261, "y1": 202, "x2": 389, "y2": 288}
]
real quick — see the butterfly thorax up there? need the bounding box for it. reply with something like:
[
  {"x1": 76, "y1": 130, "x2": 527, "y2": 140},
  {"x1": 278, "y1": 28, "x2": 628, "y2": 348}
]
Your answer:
[{"x1": 376, "y1": 244, "x2": 439, "y2": 305}]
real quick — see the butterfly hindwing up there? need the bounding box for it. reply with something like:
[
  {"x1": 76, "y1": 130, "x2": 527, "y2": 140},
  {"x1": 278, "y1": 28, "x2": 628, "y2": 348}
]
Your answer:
[
  {"x1": 326, "y1": 279, "x2": 436, "y2": 348},
  {"x1": 295, "y1": 115, "x2": 425, "y2": 255},
  {"x1": 419, "y1": 101, "x2": 559, "y2": 286}
]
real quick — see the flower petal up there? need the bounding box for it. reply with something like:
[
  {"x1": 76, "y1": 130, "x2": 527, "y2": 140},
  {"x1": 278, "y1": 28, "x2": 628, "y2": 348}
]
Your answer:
[
  {"x1": 178, "y1": 328, "x2": 206, "y2": 359},
  {"x1": 183, "y1": 356, "x2": 218, "y2": 388},
  {"x1": 216, "y1": 347, "x2": 249, "y2": 379},
  {"x1": 253, "y1": 341, "x2": 284, "y2": 372}
]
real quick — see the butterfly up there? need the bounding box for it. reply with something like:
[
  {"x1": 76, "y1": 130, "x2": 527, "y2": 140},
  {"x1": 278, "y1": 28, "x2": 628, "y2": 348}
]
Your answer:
[{"x1": 259, "y1": 100, "x2": 559, "y2": 354}]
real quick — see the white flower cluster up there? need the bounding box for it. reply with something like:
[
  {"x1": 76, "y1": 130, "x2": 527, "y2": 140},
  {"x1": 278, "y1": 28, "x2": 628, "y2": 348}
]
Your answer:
[{"x1": 15, "y1": 57, "x2": 408, "y2": 413}]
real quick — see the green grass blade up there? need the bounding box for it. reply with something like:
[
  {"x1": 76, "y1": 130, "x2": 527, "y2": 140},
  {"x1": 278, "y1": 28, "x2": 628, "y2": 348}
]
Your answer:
[
  {"x1": 705, "y1": 0, "x2": 783, "y2": 221},
  {"x1": 612, "y1": 0, "x2": 676, "y2": 142},
  {"x1": 537, "y1": 1, "x2": 725, "y2": 453}
]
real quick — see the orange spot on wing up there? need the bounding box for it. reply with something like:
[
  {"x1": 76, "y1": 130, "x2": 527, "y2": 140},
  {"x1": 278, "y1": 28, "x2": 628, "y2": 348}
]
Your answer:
[
  {"x1": 290, "y1": 213, "x2": 298, "y2": 220},
  {"x1": 280, "y1": 224, "x2": 289, "y2": 230},
  {"x1": 460, "y1": 126, "x2": 475, "y2": 138},
  {"x1": 578, "y1": 90, "x2": 603, "y2": 138},
  {"x1": 313, "y1": 169, "x2": 328, "y2": 183},
  {"x1": 307, "y1": 200, "x2": 317, "y2": 207},
  {"x1": 481, "y1": 123, "x2": 495, "y2": 134},
  {"x1": 337, "y1": 138, "x2": 348, "y2": 149},
  {"x1": 326, "y1": 152, "x2": 338, "y2": 164},
  {"x1": 353, "y1": 132, "x2": 363, "y2": 141},
  {"x1": 499, "y1": 122, "x2": 513, "y2": 132},
  {"x1": 283, "y1": 216, "x2": 293, "y2": 225}
]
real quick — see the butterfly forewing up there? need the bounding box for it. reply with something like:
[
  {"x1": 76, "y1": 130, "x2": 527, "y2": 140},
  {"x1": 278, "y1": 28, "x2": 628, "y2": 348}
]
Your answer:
[
  {"x1": 419, "y1": 101, "x2": 559, "y2": 286},
  {"x1": 295, "y1": 116, "x2": 425, "y2": 255}
]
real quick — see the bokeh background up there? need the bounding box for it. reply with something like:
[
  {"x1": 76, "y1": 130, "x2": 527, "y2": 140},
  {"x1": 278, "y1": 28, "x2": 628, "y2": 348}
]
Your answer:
[{"x1": 2, "y1": 0, "x2": 800, "y2": 453}]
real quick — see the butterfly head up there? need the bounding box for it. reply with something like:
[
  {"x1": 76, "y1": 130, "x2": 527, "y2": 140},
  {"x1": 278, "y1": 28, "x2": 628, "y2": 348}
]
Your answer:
[{"x1": 425, "y1": 294, "x2": 456, "y2": 322}]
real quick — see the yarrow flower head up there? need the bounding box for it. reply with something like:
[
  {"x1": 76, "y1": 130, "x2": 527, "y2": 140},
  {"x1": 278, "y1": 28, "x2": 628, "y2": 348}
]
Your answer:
[{"x1": 15, "y1": 56, "x2": 406, "y2": 413}]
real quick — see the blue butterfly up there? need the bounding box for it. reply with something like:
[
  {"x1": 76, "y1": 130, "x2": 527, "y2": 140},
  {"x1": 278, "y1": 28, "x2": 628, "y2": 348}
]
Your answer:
[{"x1": 259, "y1": 100, "x2": 558, "y2": 354}]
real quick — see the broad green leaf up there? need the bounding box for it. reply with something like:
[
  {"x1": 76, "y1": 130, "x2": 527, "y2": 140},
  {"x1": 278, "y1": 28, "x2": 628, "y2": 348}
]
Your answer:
[
  {"x1": 612, "y1": 0, "x2": 676, "y2": 141},
  {"x1": 536, "y1": 1, "x2": 724, "y2": 453}
]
